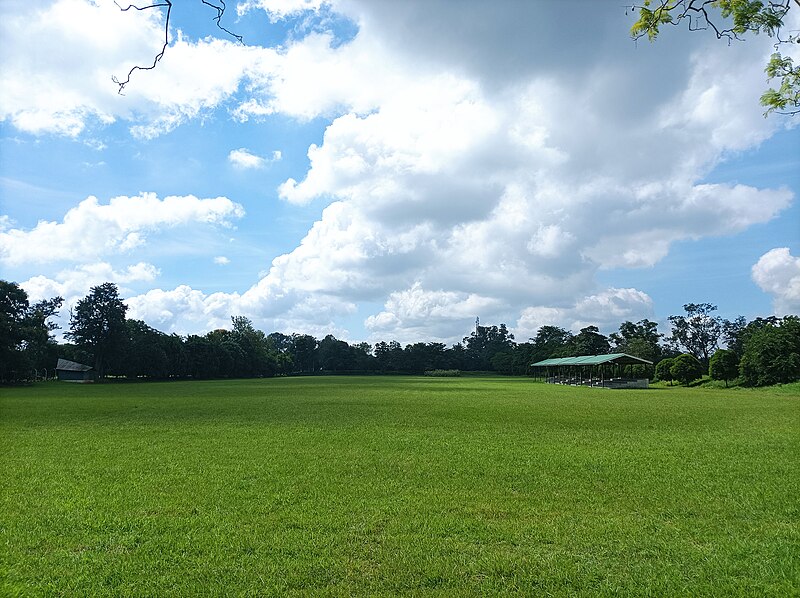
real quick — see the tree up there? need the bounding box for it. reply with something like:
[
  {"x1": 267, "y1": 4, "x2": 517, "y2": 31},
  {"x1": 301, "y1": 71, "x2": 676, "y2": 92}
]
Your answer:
[
  {"x1": 119, "y1": 319, "x2": 170, "y2": 379},
  {"x1": 1, "y1": 281, "x2": 64, "y2": 382},
  {"x1": 463, "y1": 322, "x2": 515, "y2": 371},
  {"x1": 670, "y1": 353, "x2": 704, "y2": 386},
  {"x1": 564, "y1": 325, "x2": 610, "y2": 357},
  {"x1": 655, "y1": 357, "x2": 675, "y2": 385},
  {"x1": 721, "y1": 315, "x2": 749, "y2": 357},
  {"x1": 610, "y1": 319, "x2": 663, "y2": 362},
  {"x1": 1, "y1": 281, "x2": 32, "y2": 381},
  {"x1": 630, "y1": 0, "x2": 800, "y2": 116},
  {"x1": 66, "y1": 283, "x2": 128, "y2": 379},
  {"x1": 529, "y1": 326, "x2": 573, "y2": 364},
  {"x1": 709, "y1": 348, "x2": 739, "y2": 386},
  {"x1": 738, "y1": 316, "x2": 800, "y2": 386},
  {"x1": 290, "y1": 334, "x2": 318, "y2": 373},
  {"x1": 668, "y1": 303, "x2": 722, "y2": 365}
]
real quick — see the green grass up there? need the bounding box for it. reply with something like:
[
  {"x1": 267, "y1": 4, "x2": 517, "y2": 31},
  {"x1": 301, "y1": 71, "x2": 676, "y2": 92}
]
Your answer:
[{"x1": 1, "y1": 377, "x2": 798, "y2": 596}]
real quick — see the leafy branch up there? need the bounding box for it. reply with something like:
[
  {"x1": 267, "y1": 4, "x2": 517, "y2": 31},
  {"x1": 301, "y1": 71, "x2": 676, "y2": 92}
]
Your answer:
[{"x1": 627, "y1": 0, "x2": 800, "y2": 116}]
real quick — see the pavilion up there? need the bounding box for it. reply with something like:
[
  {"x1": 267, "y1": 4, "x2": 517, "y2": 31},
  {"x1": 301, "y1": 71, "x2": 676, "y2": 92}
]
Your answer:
[{"x1": 530, "y1": 353, "x2": 653, "y2": 388}]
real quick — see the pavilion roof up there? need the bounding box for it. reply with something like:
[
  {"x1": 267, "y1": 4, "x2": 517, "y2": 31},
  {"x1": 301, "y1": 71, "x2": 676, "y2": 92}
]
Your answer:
[{"x1": 530, "y1": 353, "x2": 653, "y2": 367}]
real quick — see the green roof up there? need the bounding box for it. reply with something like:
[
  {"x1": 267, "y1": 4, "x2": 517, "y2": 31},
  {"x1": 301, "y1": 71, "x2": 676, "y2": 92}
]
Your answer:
[{"x1": 531, "y1": 353, "x2": 653, "y2": 367}]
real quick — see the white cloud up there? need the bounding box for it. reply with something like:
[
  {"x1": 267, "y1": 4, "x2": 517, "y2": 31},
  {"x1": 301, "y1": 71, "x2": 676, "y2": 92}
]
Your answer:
[
  {"x1": 20, "y1": 261, "x2": 160, "y2": 336},
  {"x1": 237, "y1": 0, "x2": 329, "y2": 21},
  {"x1": 0, "y1": 192, "x2": 245, "y2": 266},
  {"x1": 228, "y1": 148, "x2": 266, "y2": 169},
  {"x1": 227, "y1": 147, "x2": 281, "y2": 169},
  {"x1": 752, "y1": 248, "x2": 800, "y2": 314},
  {"x1": 515, "y1": 288, "x2": 655, "y2": 339},
  {"x1": 0, "y1": 0, "x2": 279, "y2": 138},
  {"x1": 2, "y1": 1, "x2": 796, "y2": 342},
  {"x1": 214, "y1": 256, "x2": 231, "y2": 265},
  {"x1": 364, "y1": 282, "x2": 502, "y2": 344}
]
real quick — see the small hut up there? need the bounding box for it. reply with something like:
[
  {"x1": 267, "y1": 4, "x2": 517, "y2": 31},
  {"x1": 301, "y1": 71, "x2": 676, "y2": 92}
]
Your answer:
[{"x1": 56, "y1": 358, "x2": 95, "y2": 383}]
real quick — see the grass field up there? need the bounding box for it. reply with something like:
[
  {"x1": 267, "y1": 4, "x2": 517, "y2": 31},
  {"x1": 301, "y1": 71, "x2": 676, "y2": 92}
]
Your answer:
[{"x1": 2, "y1": 377, "x2": 798, "y2": 596}]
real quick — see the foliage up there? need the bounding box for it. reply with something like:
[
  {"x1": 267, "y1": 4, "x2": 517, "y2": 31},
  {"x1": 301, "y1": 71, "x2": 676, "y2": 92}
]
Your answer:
[
  {"x1": 630, "y1": 0, "x2": 799, "y2": 116},
  {"x1": 563, "y1": 325, "x2": 611, "y2": 357},
  {"x1": 739, "y1": 316, "x2": 800, "y2": 386},
  {"x1": 668, "y1": 303, "x2": 723, "y2": 365},
  {"x1": 66, "y1": 283, "x2": 128, "y2": 379},
  {"x1": 423, "y1": 369, "x2": 461, "y2": 377},
  {"x1": 655, "y1": 357, "x2": 676, "y2": 384},
  {"x1": 721, "y1": 315, "x2": 749, "y2": 356},
  {"x1": 670, "y1": 353, "x2": 704, "y2": 385},
  {"x1": 462, "y1": 322, "x2": 515, "y2": 370},
  {"x1": 610, "y1": 319, "x2": 663, "y2": 362},
  {"x1": 3, "y1": 377, "x2": 797, "y2": 595},
  {"x1": 708, "y1": 348, "x2": 739, "y2": 386},
  {"x1": 0, "y1": 280, "x2": 63, "y2": 382}
]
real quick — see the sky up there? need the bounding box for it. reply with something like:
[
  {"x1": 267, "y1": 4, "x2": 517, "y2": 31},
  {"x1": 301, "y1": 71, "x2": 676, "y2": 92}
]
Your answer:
[{"x1": 1, "y1": 0, "x2": 799, "y2": 345}]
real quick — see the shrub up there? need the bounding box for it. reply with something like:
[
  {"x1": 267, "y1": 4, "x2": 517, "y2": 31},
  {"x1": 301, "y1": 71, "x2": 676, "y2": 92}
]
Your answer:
[
  {"x1": 655, "y1": 357, "x2": 675, "y2": 385},
  {"x1": 709, "y1": 349, "x2": 739, "y2": 387},
  {"x1": 423, "y1": 369, "x2": 461, "y2": 377},
  {"x1": 670, "y1": 354, "x2": 703, "y2": 386}
]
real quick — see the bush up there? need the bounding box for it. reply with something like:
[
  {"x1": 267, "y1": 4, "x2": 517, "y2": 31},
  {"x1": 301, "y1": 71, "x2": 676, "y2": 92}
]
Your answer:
[
  {"x1": 670, "y1": 354, "x2": 703, "y2": 386},
  {"x1": 655, "y1": 357, "x2": 675, "y2": 385},
  {"x1": 423, "y1": 369, "x2": 461, "y2": 377},
  {"x1": 709, "y1": 349, "x2": 739, "y2": 387}
]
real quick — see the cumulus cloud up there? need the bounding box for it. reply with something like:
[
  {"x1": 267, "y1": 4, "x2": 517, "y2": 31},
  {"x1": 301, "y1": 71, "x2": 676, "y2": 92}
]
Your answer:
[
  {"x1": 20, "y1": 261, "x2": 160, "y2": 335},
  {"x1": 214, "y1": 256, "x2": 231, "y2": 265},
  {"x1": 752, "y1": 248, "x2": 800, "y2": 314},
  {"x1": 227, "y1": 148, "x2": 281, "y2": 169},
  {"x1": 2, "y1": 1, "x2": 795, "y2": 341},
  {"x1": 364, "y1": 282, "x2": 502, "y2": 344},
  {"x1": 0, "y1": 193, "x2": 244, "y2": 266},
  {"x1": 237, "y1": 0, "x2": 329, "y2": 21},
  {"x1": 515, "y1": 289, "x2": 655, "y2": 339},
  {"x1": 228, "y1": 148, "x2": 266, "y2": 169}
]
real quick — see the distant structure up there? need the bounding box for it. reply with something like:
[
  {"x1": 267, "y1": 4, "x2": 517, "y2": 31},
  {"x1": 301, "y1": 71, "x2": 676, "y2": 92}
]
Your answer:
[
  {"x1": 530, "y1": 353, "x2": 653, "y2": 389},
  {"x1": 56, "y1": 358, "x2": 95, "y2": 383}
]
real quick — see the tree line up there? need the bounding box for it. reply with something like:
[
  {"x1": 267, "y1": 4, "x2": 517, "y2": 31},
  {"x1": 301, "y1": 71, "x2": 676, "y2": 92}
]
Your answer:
[{"x1": 1, "y1": 281, "x2": 798, "y2": 387}]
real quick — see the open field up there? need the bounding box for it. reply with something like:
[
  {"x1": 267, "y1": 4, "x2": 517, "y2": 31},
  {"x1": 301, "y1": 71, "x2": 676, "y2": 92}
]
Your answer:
[{"x1": 2, "y1": 377, "x2": 798, "y2": 596}]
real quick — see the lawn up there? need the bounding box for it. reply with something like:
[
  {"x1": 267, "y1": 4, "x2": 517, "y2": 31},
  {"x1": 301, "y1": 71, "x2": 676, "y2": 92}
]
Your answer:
[{"x1": 1, "y1": 377, "x2": 798, "y2": 596}]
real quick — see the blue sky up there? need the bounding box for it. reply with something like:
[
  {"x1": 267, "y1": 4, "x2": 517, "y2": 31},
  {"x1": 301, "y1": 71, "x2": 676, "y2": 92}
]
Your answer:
[{"x1": 1, "y1": 0, "x2": 798, "y2": 344}]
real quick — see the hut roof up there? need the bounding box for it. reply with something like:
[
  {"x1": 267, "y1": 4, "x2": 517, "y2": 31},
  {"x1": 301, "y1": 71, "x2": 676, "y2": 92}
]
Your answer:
[
  {"x1": 56, "y1": 358, "x2": 93, "y2": 372},
  {"x1": 531, "y1": 353, "x2": 653, "y2": 367}
]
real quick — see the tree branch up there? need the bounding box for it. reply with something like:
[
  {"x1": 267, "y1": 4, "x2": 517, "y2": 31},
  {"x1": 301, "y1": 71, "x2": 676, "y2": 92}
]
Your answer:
[
  {"x1": 112, "y1": 0, "x2": 244, "y2": 94},
  {"x1": 112, "y1": 1, "x2": 172, "y2": 95},
  {"x1": 201, "y1": 0, "x2": 244, "y2": 45}
]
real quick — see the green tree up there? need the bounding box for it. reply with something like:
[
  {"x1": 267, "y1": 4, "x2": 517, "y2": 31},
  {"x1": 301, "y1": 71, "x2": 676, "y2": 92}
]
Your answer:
[
  {"x1": 721, "y1": 315, "x2": 749, "y2": 357},
  {"x1": 0, "y1": 281, "x2": 63, "y2": 382},
  {"x1": 668, "y1": 303, "x2": 722, "y2": 365},
  {"x1": 529, "y1": 326, "x2": 573, "y2": 363},
  {"x1": 610, "y1": 319, "x2": 663, "y2": 361},
  {"x1": 670, "y1": 353, "x2": 704, "y2": 386},
  {"x1": 709, "y1": 348, "x2": 739, "y2": 386},
  {"x1": 66, "y1": 283, "x2": 128, "y2": 379},
  {"x1": 655, "y1": 357, "x2": 675, "y2": 385},
  {"x1": 1, "y1": 281, "x2": 32, "y2": 381},
  {"x1": 739, "y1": 316, "x2": 800, "y2": 386},
  {"x1": 630, "y1": 0, "x2": 799, "y2": 116},
  {"x1": 564, "y1": 325, "x2": 611, "y2": 356}
]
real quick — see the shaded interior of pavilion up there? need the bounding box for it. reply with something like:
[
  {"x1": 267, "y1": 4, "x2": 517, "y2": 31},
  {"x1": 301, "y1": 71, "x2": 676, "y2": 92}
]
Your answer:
[{"x1": 530, "y1": 353, "x2": 654, "y2": 389}]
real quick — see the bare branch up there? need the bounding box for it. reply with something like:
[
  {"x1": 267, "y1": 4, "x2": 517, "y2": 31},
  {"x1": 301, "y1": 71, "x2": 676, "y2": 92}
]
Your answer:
[
  {"x1": 201, "y1": 0, "x2": 244, "y2": 45},
  {"x1": 112, "y1": 0, "x2": 172, "y2": 95},
  {"x1": 112, "y1": 0, "x2": 244, "y2": 94}
]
